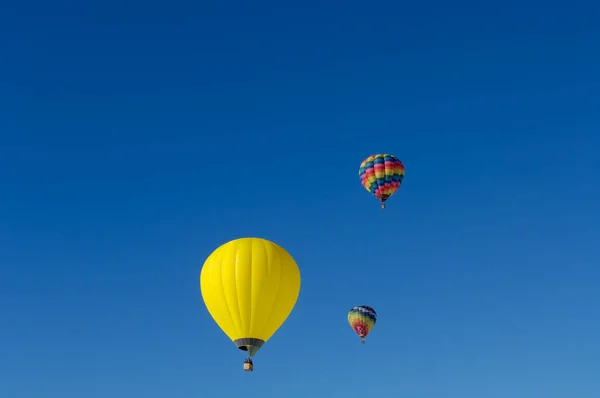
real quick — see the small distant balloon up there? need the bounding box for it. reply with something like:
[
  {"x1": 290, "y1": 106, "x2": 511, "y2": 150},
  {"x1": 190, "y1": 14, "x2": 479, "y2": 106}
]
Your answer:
[
  {"x1": 358, "y1": 154, "x2": 404, "y2": 208},
  {"x1": 348, "y1": 305, "x2": 377, "y2": 344}
]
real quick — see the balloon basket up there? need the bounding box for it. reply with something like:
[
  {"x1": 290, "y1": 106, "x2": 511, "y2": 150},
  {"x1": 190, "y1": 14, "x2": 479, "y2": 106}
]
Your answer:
[{"x1": 243, "y1": 362, "x2": 253, "y2": 372}]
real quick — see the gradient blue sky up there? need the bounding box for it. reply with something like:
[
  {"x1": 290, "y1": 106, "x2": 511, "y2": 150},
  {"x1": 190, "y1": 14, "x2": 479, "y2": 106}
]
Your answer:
[{"x1": 1, "y1": 1, "x2": 599, "y2": 397}]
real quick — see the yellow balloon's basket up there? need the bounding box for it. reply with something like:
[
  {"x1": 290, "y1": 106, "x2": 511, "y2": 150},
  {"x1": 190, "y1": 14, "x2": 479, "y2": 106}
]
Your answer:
[{"x1": 243, "y1": 359, "x2": 254, "y2": 372}]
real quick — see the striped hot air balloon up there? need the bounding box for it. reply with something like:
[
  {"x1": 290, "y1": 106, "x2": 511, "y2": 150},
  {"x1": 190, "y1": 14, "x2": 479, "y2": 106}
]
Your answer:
[
  {"x1": 358, "y1": 154, "x2": 405, "y2": 208},
  {"x1": 348, "y1": 305, "x2": 377, "y2": 344}
]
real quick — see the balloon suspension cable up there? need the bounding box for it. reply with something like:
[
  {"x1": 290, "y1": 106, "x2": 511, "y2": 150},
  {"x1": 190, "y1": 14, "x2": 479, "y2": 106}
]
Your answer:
[{"x1": 379, "y1": 197, "x2": 386, "y2": 209}]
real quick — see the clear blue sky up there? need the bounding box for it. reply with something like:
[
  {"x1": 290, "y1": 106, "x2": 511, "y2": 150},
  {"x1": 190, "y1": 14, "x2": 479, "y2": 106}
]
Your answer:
[{"x1": 1, "y1": 1, "x2": 599, "y2": 397}]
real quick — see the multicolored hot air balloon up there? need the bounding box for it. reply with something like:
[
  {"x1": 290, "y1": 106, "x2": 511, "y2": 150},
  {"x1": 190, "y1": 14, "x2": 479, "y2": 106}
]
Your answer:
[
  {"x1": 359, "y1": 154, "x2": 405, "y2": 208},
  {"x1": 200, "y1": 237, "x2": 301, "y2": 372},
  {"x1": 348, "y1": 305, "x2": 377, "y2": 344}
]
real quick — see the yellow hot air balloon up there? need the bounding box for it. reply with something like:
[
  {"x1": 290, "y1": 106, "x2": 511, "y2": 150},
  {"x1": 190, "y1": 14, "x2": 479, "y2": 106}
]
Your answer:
[{"x1": 200, "y1": 237, "x2": 301, "y2": 372}]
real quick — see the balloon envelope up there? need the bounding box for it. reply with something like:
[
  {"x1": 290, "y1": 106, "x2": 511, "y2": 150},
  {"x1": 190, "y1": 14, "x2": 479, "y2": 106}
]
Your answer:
[
  {"x1": 200, "y1": 237, "x2": 301, "y2": 357},
  {"x1": 359, "y1": 154, "x2": 404, "y2": 207},
  {"x1": 348, "y1": 305, "x2": 377, "y2": 341}
]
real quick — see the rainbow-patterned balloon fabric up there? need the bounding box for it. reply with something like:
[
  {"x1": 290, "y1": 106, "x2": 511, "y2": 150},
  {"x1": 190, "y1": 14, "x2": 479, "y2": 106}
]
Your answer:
[
  {"x1": 348, "y1": 305, "x2": 377, "y2": 341},
  {"x1": 358, "y1": 154, "x2": 404, "y2": 205}
]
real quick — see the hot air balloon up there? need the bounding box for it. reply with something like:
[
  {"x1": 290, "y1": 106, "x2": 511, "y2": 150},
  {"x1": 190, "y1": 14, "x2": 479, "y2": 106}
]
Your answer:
[
  {"x1": 358, "y1": 154, "x2": 405, "y2": 208},
  {"x1": 200, "y1": 237, "x2": 301, "y2": 372},
  {"x1": 348, "y1": 305, "x2": 377, "y2": 344}
]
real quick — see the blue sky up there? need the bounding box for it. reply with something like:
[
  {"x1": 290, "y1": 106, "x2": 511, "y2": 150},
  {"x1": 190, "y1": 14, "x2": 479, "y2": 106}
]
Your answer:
[{"x1": 1, "y1": 1, "x2": 599, "y2": 397}]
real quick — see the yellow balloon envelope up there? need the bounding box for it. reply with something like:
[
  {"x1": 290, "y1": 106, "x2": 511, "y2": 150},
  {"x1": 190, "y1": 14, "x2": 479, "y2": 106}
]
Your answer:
[{"x1": 200, "y1": 237, "x2": 301, "y2": 362}]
